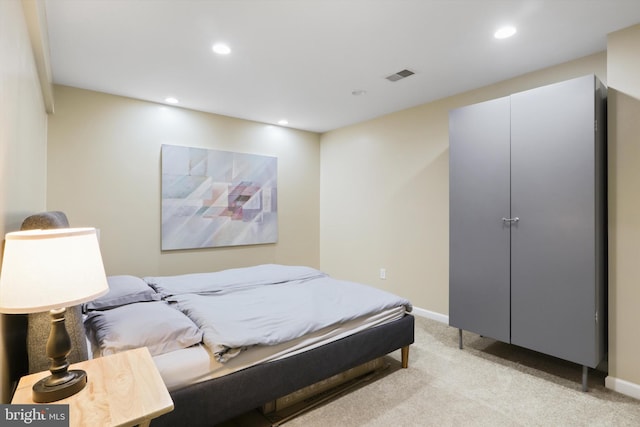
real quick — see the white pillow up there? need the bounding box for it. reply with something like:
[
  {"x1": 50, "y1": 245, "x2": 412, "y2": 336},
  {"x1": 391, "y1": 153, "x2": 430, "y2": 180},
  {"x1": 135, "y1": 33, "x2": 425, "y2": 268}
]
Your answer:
[{"x1": 84, "y1": 301, "x2": 202, "y2": 356}]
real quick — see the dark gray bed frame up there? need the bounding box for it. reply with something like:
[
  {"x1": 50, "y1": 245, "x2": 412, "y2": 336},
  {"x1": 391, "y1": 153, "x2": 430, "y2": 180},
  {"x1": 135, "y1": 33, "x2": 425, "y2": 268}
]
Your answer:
[
  {"x1": 7, "y1": 306, "x2": 413, "y2": 426},
  {"x1": 151, "y1": 314, "x2": 414, "y2": 426}
]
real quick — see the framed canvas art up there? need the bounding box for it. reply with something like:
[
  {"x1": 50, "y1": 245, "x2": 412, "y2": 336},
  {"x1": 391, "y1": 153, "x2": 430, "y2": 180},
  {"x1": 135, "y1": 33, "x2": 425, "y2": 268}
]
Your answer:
[{"x1": 161, "y1": 144, "x2": 278, "y2": 250}]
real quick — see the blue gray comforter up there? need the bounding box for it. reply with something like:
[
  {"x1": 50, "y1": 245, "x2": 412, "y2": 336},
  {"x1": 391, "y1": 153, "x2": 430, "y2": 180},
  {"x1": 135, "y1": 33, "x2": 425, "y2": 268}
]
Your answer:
[{"x1": 145, "y1": 264, "x2": 412, "y2": 362}]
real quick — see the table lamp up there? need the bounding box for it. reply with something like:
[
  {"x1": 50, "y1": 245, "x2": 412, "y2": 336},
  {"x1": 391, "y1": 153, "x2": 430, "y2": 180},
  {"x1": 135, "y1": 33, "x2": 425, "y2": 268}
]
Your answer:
[{"x1": 0, "y1": 227, "x2": 109, "y2": 402}]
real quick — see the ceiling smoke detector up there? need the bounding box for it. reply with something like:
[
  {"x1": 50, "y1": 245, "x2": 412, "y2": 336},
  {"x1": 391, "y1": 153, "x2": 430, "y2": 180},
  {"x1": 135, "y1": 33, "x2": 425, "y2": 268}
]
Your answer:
[{"x1": 385, "y1": 69, "x2": 415, "y2": 82}]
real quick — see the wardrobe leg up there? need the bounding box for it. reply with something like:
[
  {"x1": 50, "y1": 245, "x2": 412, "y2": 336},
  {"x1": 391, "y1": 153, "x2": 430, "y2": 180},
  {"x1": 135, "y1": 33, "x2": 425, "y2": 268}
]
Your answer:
[
  {"x1": 582, "y1": 365, "x2": 588, "y2": 392},
  {"x1": 458, "y1": 329, "x2": 463, "y2": 349}
]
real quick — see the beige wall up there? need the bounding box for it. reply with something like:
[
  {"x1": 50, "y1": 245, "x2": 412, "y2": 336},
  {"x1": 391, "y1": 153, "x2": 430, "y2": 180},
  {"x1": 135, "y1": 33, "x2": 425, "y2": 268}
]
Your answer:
[
  {"x1": 320, "y1": 52, "x2": 606, "y2": 316},
  {"x1": 606, "y1": 24, "x2": 640, "y2": 394},
  {"x1": 0, "y1": 0, "x2": 48, "y2": 403},
  {"x1": 47, "y1": 86, "x2": 321, "y2": 277}
]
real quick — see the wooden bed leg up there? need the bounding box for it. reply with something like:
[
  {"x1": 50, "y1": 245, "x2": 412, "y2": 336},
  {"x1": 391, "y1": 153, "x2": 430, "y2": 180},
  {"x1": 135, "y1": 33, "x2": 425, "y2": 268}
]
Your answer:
[{"x1": 401, "y1": 346, "x2": 410, "y2": 368}]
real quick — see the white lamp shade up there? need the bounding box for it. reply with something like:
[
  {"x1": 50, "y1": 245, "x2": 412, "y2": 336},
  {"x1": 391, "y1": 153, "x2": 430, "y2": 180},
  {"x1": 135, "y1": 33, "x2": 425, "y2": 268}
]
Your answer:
[{"x1": 0, "y1": 227, "x2": 109, "y2": 313}]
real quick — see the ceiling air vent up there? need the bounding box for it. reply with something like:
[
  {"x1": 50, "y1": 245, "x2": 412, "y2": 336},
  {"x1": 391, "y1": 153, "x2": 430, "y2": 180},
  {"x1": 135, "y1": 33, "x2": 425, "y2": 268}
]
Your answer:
[{"x1": 385, "y1": 69, "x2": 415, "y2": 82}]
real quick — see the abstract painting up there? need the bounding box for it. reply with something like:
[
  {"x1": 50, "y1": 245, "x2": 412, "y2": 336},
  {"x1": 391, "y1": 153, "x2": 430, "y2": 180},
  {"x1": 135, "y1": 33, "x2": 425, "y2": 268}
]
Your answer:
[{"x1": 161, "y1": 144, "x2": 278, "y2": 250}]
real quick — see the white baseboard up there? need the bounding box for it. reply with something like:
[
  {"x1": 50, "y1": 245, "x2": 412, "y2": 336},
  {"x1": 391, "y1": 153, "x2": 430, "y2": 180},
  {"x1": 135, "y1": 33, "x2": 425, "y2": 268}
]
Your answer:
[
  {"x1": 411, "y1": 306, "x2": 449, "y2": 324},
  {"x1": 605, "y1": 376, "x2": 640, "y2": 400}
]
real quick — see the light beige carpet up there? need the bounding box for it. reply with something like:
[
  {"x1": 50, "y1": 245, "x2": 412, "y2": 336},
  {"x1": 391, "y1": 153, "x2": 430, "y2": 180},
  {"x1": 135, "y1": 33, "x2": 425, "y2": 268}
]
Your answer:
[{"x1": 222, "y1": 316, "x2": 640, "y2": 426}]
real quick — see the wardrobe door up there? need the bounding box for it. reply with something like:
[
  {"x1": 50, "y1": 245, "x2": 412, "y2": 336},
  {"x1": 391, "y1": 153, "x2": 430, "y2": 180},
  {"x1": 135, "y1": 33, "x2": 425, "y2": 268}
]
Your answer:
[
  {"x1": 449, "y1": 97, "x2": 511, "y2": 342},
  {"x1": 510, "y1": 75, "x2": 599, "y2": 366}
]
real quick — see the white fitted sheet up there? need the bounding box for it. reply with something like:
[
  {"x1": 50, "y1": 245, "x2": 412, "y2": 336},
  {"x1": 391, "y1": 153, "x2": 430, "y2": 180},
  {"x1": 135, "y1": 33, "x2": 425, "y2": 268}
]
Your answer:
[{"x1": 154, "y1": 306, "x2": 407, "y2": 391}]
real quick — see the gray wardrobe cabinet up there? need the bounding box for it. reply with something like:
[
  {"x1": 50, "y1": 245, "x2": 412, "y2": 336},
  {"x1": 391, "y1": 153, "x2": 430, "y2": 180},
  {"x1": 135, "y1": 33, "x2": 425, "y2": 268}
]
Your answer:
[{"x1": 449, "y1": 75, "x2": 607, "y2": 389}]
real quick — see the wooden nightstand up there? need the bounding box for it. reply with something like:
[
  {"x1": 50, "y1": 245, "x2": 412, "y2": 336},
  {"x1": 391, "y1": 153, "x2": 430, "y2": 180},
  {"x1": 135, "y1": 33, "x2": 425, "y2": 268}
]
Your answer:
[{"x1": 12, "y1": 347, "x2": 174, "y2": 427}]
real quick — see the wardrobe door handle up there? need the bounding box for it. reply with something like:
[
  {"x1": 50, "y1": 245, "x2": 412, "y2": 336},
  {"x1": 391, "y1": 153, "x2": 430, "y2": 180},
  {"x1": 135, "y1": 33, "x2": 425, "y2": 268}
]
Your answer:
[{"x1": 501, "y1": 217, "x2": 520, "y2": 223}]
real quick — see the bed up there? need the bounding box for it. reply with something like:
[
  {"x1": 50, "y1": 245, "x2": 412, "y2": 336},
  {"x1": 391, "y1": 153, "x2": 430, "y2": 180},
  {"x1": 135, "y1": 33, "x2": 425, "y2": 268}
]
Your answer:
[{"x1": 82, "y1": 264, "x2": 414, "y2": 426}]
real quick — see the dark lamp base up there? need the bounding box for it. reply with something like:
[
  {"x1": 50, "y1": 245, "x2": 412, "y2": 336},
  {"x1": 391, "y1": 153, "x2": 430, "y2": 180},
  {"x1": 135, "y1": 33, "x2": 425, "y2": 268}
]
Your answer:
[{"x1": 32, "y1": 369, "x2": 87, "y2": 403}]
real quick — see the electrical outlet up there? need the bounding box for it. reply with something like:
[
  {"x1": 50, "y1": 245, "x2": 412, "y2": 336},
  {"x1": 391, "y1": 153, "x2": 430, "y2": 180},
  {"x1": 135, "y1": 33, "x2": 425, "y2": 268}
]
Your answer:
[{"x1": 379, "y1": 268, "x2": 386, "y2": 280}]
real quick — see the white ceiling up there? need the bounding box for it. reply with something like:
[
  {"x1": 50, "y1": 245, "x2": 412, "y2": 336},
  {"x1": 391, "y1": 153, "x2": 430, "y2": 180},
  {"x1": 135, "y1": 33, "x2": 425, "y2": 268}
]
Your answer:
[{"x1": 43, "y1": 0, "x2": 640, "y2": 133}]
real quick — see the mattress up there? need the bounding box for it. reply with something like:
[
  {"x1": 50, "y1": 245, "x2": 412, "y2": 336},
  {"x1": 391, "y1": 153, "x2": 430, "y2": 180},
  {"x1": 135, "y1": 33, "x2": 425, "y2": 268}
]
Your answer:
[{"x1": 154, "y1": 306, "x2": 406, "y2": 391}]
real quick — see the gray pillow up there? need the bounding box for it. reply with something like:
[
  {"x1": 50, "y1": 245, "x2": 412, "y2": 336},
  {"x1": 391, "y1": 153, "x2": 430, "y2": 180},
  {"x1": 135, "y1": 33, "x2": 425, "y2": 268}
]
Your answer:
[
  {"x1": 84, "y1": 275, "x2": 160, "y2": 311},
  {"x1": 84, "y1": 301, "x2": 203, "y2": 356}
]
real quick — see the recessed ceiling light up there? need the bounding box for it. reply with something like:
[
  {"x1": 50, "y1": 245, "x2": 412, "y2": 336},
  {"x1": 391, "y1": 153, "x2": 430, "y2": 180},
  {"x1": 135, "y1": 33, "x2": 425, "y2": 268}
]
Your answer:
[
  {"x1": 212, "y1": 43, "x2": 231, "y2": 55},
  {"x1": 494, "y1": 26, "x2": 517, "y2": 39},
  {"x1": 165, "y1": 97, "x2": 179, "y2": 104},
  {"x1": 352, "y1": 90, "x2": 367, "y2": 96},
  {"x1": 278, "y1": 119, "x2": 289, "y2": 126}
]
